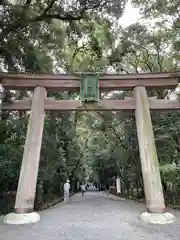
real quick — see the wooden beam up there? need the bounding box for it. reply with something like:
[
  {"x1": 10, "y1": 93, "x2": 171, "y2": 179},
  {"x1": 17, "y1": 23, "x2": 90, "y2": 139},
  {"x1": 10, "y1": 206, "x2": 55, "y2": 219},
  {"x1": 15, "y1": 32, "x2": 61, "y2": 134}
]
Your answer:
[
  {"x1": 15, "y1": 87, "x2": 46, "y2": 214},
  {"x1": 125, "y1": 97, "x2": 180, "y2": 110},
  {"x1": 1, "y1": 98, "x2": 180, "y2": 111},
  {"x1": 133, "y1": 86, "x2": 166, "y2": 214},
  {"x1": 125, "y1": 96, "x2": 157, "y2": 100},
  {"x1": 1, "y1": 72, "x2": 179, "y2": 91},
  {"x1": 149, "y1": 99, "x2": 180, "y2": 109},
  {"x1": 0, "y1": 71, "x2": 180, "y2": 80},
  {"x1": 1, "y1": 78, "x2": 178, "y2": 91},
  {"x1": 1, "y1": 99, "x2": 135, "y2": 111}
]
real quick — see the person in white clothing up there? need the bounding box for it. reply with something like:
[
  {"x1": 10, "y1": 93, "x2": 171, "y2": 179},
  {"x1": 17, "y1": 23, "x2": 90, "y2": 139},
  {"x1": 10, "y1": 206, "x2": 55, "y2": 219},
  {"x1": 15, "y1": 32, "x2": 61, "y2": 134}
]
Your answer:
[
  {"x1": 64, "y1": 180, "x2": 70, "y2": 202},
  {"x1": 80, "y1": 183, "x2": 86, "y2": 196}
]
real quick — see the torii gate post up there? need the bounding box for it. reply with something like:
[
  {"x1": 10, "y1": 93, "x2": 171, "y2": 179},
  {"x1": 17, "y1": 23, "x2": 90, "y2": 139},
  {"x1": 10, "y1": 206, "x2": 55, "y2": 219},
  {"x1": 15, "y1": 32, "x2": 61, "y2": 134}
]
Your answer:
[
  {"x1": 134, "y1": 86, "x2": 175, "y2": 224},
  {"x1": 4, "y1": 86, "x2": 47, "y2": 224}
]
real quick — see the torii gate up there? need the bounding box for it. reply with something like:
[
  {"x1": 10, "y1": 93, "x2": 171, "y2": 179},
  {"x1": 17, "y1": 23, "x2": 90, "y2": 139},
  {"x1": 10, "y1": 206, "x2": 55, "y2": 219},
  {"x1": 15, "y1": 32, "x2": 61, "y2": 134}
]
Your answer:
[{"x1": 0, "y1": 72, "x2": 179, "y2": 225}]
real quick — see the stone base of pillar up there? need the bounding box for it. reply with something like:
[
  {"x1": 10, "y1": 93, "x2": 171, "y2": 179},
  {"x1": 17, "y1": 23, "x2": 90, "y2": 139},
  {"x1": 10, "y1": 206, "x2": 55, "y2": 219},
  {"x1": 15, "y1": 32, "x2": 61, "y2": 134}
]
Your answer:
[
  {"x1": 4, "y1": 212, "x2": 40, "y2": 225},
  {"x1": 140, "y1": 212, "x2": 176, "y2": 224}
]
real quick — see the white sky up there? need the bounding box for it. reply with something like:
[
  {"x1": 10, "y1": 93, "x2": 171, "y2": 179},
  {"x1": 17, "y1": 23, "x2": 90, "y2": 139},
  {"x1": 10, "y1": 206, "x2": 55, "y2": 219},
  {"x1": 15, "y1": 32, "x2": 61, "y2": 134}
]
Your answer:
[{"x1": 119, "y1": 1, "x2": 140, "y2": 27}]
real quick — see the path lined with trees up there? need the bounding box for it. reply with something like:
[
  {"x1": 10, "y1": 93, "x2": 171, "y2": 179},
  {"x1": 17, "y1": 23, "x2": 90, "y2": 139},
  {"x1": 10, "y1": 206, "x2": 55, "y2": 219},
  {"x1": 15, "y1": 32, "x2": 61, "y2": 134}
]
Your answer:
[{"x1": 1, "y1": 192, "x2": 180, "y2": 240}]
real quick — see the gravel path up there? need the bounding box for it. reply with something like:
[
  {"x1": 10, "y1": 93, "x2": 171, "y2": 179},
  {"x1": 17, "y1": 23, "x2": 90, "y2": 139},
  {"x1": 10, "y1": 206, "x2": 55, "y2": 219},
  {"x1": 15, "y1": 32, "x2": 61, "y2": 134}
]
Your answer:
[{"x1": 0, "y1": 191, "x2": 180, "y2": 240}]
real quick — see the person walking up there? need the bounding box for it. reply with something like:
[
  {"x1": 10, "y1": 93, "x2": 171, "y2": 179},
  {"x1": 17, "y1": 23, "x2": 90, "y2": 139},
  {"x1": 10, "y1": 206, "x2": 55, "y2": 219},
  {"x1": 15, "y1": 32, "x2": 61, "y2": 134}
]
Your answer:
[
  {"x1": 80, "y1": 183, "x2": 86, "y2": 196},
  {"x1": 64, "y1": 180, "x2": 70, "y2": 202}
]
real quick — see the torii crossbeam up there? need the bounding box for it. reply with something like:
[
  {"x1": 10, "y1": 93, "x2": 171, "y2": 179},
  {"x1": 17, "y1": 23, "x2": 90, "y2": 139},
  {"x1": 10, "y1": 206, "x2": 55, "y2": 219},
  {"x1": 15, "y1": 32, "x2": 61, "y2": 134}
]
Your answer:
[{"x1": 1, "y1": 71, "x2": 180, "y2": 111}]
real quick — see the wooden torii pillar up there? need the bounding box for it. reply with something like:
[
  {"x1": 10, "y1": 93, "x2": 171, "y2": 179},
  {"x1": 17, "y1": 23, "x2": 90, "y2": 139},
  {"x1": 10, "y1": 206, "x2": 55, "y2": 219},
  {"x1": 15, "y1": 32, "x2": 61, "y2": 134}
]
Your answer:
[
  {"x1": 0, "y1": 72, "x2": 179, "y2": 225},
  {"x1": 4, "y1": 86, "x2": 47, "y2": 224},
  {"x1": 133, "y1": 86, "x2": 175, "y2": 224}
]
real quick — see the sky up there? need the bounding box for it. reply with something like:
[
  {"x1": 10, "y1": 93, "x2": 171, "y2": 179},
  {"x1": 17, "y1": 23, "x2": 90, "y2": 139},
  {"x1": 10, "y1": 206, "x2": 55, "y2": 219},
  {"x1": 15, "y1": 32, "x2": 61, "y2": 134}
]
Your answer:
[{"x1": 119, "y1": 1, "x2": 140, "y2": 27}]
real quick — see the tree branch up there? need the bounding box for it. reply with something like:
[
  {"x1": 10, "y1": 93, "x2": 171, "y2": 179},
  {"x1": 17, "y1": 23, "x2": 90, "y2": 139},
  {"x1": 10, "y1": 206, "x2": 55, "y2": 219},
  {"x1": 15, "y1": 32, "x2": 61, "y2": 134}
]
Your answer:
[
  {"x1": 34, "y1": 9, "x2": 87, "y2": 22},
  {"x1": 0, "y1": 1, "x2": 87, "y2": 42},
  {"x1": 24, "y1": 0, "x2": 33, "y2": 7}
]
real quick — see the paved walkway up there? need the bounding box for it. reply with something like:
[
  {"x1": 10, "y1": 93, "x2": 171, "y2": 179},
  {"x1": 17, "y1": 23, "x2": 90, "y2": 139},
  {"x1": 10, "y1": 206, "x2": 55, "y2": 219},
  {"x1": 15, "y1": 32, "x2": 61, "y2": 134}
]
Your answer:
[{"x1": 0, "y1": 191, "x2": 180, "y2": 240}]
